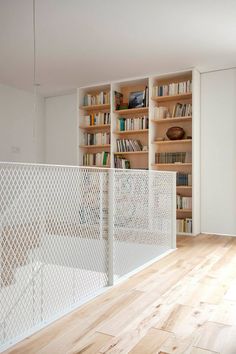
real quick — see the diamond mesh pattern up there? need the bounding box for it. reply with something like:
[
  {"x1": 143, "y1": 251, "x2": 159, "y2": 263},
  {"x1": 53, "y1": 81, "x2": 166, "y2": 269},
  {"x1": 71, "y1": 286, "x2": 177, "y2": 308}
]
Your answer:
[
  {"x1": 0, "y1": 163, "x2": 175, "y2": 350},
  {"x1": 113, "y1": 170, "x2": 175, "y2": 279}
]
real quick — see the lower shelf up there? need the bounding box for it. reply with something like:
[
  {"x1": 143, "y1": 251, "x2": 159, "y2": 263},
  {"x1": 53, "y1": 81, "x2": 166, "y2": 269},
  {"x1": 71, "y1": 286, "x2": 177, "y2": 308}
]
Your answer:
[{"x1": 177, "y1": 232, "x2": 193, "y2": 236}]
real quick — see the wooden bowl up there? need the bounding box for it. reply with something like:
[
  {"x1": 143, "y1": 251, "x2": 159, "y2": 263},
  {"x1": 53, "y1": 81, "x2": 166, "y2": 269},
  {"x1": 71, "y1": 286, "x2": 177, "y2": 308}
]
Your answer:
[{"x1": 166, "y1": 126, "x2": 185, "y2": 140}]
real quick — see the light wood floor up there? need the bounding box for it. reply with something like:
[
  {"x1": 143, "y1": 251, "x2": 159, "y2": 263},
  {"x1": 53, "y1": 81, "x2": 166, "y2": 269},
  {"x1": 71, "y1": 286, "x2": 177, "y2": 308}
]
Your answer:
[{"x1": 4, "y1": 234, "x2": 236, "y2": 354}]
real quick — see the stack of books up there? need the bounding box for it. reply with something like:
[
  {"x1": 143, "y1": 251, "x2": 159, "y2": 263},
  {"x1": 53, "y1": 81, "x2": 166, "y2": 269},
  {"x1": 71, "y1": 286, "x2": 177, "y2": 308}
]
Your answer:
[
  {"x1": 116, "y1": 139, "x2": 143, "y2": 152},
  {"x1": 177, "y1": 218, "x2": 192, "y2": 233},
  {"x1": 176, "y1": 195, "x2": 192, "y2": 210},
  {"x1": 176, "y1": 173, "x2": 192, "y2": 186},
  {"x1": 118, "y1": 116, "x2": 148, "y2": 131},
  {"x1": 153, "y1": 80, "x2": 192, "y2": 97},
  {"x1": 84, "y1": 112, "x2": 110, "y2": 126},
  {"x1": 83, "y1": 152, "x2": 110, "y2": 167},
  {"x1": 155, "y1": 152, "x2": 192, "y2": 164},
  {"x1": 84, "y1": 91, "x2": 110, "y2": 106},
  {"x1": 84, "y1": 132, "x2": 110, "y2": 145},
  {"x1": 114, "y1": 156, "x2": 131, "y2": 169},
  {"x1": 172, "y1": 103, "x2": 192, "y2": 117}
]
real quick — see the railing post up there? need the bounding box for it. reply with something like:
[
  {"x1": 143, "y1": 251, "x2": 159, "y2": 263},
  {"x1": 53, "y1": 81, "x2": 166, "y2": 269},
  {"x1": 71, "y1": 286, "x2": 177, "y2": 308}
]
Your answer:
[
  {"x1": 172, "y1": 173, "x2": 177, "y2": 249},
  {"x1": 99, "y1": 173, "x2": 103, "y2": 240},
  {"x1": 108, "y1": 169, "x2": 114, "y2": 286}
]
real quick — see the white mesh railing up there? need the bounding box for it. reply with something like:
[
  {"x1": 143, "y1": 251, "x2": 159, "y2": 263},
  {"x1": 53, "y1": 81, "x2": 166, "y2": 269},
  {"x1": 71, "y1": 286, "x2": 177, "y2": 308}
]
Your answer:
[{"x1": 0, "y1": 162, "x2": 176, "y2": 351}]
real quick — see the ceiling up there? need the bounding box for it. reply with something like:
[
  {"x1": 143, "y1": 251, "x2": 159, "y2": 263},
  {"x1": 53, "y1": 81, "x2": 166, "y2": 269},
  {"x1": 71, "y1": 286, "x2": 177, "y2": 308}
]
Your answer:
[{"x1": 0, "y1": 0, "x2": 236, "y2": 97}]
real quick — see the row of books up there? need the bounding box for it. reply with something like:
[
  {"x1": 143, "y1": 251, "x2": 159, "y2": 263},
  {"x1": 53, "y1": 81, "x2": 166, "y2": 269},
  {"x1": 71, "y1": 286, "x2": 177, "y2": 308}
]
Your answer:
[
  {"x1": 83, "y1": 112, "x2": 110, "y2": 126},
  {"x1": 116, "y1": 139, "x2": 143, "y2": 152},
  {"x1": 84, "y1": 132, "x2": 110, "y2": 146},
  {"x1": 155, "y1": 152, "x2": 192, "y2": 164},
  {"x1": 83, "y1": 152, "x2": 110, "y2": 167},
  {"x1": 118, "y1": 116, "x2": 149, "y2": 131},
  {"x1": 84, "y1": 91, "x2": 110, "y2": 106},
  {"x1": 153, "y1": 80, "x2": 192, "y2": 97},
  {"x1": 173, "y1": 103, "x2": 192, "y2": 117},
  {"x1": 177, "y1": 195, "x2": 192, "y2": 210},
  {"x1": 154, "y1": 103, "x2": 192, "y2": 120},
  {"x1": 177, "y1": 173, "x2": 192, "y2": 186},
  {"x1": 177, "y1": 218, "x2": 192, "y2": 233},
  {"x1": 114, "y1": 156, "x2": 131, "y2": 169}
]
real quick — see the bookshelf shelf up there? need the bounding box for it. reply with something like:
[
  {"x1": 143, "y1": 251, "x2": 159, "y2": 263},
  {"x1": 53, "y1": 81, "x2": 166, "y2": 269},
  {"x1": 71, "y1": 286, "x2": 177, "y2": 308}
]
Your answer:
[
  {"x1": 177, "y1": 186, "x2": 192, "y2": 190},
  {"x1": 152, "y1": 93, "x2": 192, "y2": 102},
  {"x1": 80, "y1": 104, "x2": 110, "y2": 111},
  {"x1": 177, "y1": 209, "x2": 192, "y2": 213},
  {"x1": 114, "y1": 107, "x2": 148, "y2": 115},
  {"x1": 153, "y1": 139, "x2": 192, "y2": 145},
  {"x1": 114, "y1": 129, "x2": 149, "y2": 135},
  {"x1": 79, "y1": 144, "x2": 111, "y2": 149},
  {"x1": 114, "y1": 151, "x2": 148, "y2": 155},
  {"x1": 151, "y1": 117, "x2": 192, "y2": 124},
  {"x1": 177, "y1": 232, "x2": 193, "y2": 236},
  {"x1": 80, "y1": 124, "x2": 111, "y2": 130}
]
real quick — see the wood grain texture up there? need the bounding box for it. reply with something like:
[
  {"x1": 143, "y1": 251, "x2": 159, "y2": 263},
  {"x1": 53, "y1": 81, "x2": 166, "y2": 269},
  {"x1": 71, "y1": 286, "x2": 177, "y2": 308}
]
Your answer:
[{"x1": 4, "y1": 234, "x2": 236, "y2": 354}]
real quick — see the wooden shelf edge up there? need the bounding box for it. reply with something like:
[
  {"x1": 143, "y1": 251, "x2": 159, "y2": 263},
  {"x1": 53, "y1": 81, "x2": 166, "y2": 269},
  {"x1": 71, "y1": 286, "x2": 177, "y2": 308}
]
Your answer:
[
  {"x1": 79, "y1": 124, "x2": 111, "y2": 130},
  {"x1": 114, "y1": 151, "x2": 148, "y2": 155},
  {"x1": 151, "y1": 117, "x2": 192, "y2": 124},
  {"x1": 80, "y1": 144, "x2": 111, "y2": 149},
  {"x1": 114, "y1": 107, "x2": 149, "y2": 115},
  {"x1": 153, "y1": 139, "x2": 192, "y2": 145},
  {"x1": 152, "y1": 163, "x2": 192, "y2": 167},
  {"x1": 151, "y1": 93, "x2": 192, "y2": 102},
  {"x1": 177, "y1": 232, "x2": 193, "y2": 236},
  {"x1": 80, "y1": 104, "x2": 110, "y2": 111},
  {"x1": 177, "y1": 209, "x2": 192, "y2": 212},
  {"x1": 114, "y1": 129, "x2": 149, "y2": 134},
  {"x1": 176, "y1": 186, "x2": 192, "y2": 189}
]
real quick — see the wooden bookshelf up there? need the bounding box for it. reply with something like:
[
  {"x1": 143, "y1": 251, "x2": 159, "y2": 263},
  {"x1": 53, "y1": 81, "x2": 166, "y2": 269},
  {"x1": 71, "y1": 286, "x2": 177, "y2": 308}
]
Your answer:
[
  {"x1": 152, "y1": 93, "x2": 192, "y2": 102},
  {"x1": 149, "y1": 71, "x2": 198, "y2": 236},
  {"x1": 151, "y1": 117, "x2": 192, "y2": 124},
  {"x1": 77, "y1": 69, "x2": 200, "y2": 235}
]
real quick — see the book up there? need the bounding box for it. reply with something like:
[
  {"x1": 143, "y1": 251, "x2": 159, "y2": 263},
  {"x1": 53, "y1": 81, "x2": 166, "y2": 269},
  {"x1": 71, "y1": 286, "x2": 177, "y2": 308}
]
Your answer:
[{"x1": 114, "y1": 91, "x2": 123, "y2": 110}]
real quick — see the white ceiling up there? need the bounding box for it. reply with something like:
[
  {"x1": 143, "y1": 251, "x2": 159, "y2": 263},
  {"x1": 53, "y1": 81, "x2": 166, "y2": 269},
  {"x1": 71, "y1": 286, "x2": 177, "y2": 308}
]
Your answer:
[{"x1": 0, "y1": 0, "x2": 236, "y2": 97}]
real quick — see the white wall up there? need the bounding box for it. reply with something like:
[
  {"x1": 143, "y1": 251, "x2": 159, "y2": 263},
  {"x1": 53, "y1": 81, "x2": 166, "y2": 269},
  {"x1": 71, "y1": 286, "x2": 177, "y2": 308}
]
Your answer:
[
  {"x1": 0, "y1": 83, "x2": 45, "y2": 163},
  {"x1": 201, "y1": 68, "x2": 236, "y2": 236},
  {"x1": 45, "y1": 93, "x2": 77, "y2": 165}
]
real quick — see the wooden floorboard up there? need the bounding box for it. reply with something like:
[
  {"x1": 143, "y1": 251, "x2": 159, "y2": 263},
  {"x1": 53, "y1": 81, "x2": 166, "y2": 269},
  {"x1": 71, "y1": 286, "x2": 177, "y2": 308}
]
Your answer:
[{"x1": 4, "y1": 234, "x2": 236, "y2": 354}]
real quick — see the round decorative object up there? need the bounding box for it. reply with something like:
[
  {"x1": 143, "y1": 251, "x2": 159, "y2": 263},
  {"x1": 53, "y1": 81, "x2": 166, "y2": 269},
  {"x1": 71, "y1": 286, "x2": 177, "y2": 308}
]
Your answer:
[{"x1": 166, "y1": 126, "x2": 185, "y2": 140}]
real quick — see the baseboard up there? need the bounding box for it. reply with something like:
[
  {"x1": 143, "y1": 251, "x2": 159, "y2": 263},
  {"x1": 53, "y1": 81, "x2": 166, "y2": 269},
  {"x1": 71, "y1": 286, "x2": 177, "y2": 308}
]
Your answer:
[{"x1": 201, "y1": 231, "x2": 236, "y2": 237}]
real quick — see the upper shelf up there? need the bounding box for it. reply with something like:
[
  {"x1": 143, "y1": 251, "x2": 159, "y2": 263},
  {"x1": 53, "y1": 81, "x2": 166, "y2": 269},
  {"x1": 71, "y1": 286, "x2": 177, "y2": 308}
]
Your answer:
[
  {"x1": 114, "y1": 107, "x2": 149, "y2": 115},
  {"x1": 80, "y1": 104, "x2": 110, "y2": 111},
  {"x1": 151, "y1": 93, "x2": 192, "y2": 102}
]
